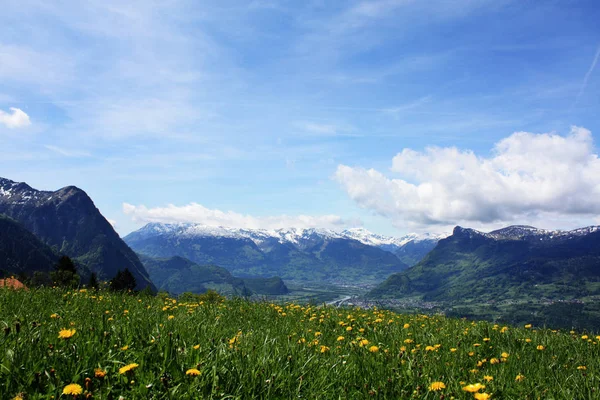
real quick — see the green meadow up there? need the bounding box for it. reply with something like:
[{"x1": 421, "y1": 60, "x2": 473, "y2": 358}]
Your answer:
[{"x1": 1, "y1": 287, "x2": 599, "y2": 399}]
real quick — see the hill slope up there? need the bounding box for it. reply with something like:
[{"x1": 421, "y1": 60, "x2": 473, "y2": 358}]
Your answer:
[
  {"x1": 125, "y1": 223, "x2": 409, "y2": 284},
  {"x1": 0, "y1": 214, "x2": 59, "y2": 277},
  {"x1": 369, "y1": 225, "x2": 600, "y2": 302},
  {"x1": 0, "y1": 177, "x2": 155, "y2": 290},
  {"x1": 138, "y1": 254, "x2": 288, "y2": 296}
]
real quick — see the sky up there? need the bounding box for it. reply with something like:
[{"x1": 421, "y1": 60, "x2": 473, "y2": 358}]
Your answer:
[{"x1": 1, "y1": 0, "x2": 599, "y2": 237}]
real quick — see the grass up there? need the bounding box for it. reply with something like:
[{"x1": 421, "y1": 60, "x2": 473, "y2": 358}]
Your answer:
[{"x1": 1, "y1": 287, "x2": 600, "y2": 399}]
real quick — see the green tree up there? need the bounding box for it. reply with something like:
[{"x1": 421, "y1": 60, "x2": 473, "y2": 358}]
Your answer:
[
  {"x1": 51, "y1": 256, "x2": 79, "y2": 287},
  {"x1": 88, "y1": 272, "x2": 99, "y2": 289},
  {"x1": 109, "y1": 269, "x2": 136, "y2": 292}
]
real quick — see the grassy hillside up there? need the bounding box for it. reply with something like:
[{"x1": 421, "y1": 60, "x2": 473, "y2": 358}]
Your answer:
[{"x1": 2, "y1": 288, "x2": 600, "y2": 399}]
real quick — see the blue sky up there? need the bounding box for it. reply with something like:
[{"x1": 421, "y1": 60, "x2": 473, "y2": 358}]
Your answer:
[{"x1": 1, "y1": 0, "x2": 599, "y2": 236}]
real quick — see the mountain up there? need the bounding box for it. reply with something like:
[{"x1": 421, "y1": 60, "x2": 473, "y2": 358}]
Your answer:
[
  {"x1": 341, "y1": 228, "x2": 445, "y2": 266},
  {"x1": 138, "y1": 254, "x2": 288, "y2": 296},
  {"x1": 369, "y1": 224, "x2": 600, "y2": 302},
  {"x1": 0, "y1": 214, "x2": 59, "y2": 277},
  {"x1": 124, "y1": 223, "x2": 410, "y2": 285},
  {"x1": 0, "y1": 177, "x2": 155, "y2": 290}
]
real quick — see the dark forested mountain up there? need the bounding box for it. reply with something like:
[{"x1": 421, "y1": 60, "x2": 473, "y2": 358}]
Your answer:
[
  {"x1": 125, "y1": 223, "x2": 410, "y2": 284},
  {"x1": 369, "y1": 225, "x2": 600, "y2": 302},
  {"x1": 0, "y1": 177, "x2": 155, "y2": 290},
  {"x1": 138, "y1": 254, "x2": 288, "y2": 296},
  {"x1": 0, "y1": 214, "x2": 58, "y2": 276}
]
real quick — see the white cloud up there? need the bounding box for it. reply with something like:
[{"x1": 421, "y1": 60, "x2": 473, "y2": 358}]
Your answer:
[
  {"x1": 0, "y1": 107, "x2": 31, "y2": 129},
  {"x1": 335, "y1": 126, "x2": 600, "y2": 229},
  {"x1": 44, "y1": 145, "x2": 91, "y2": 158},
  {"x1": 122, "y1": 202, "x2": 359, "y2": 230},
  {"x1": 107, "y1": 219, "x2": 117, "y2": 228}
]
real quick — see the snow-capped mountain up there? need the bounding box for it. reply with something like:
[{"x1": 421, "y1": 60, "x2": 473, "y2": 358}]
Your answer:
[
  {"x1": 124, "y1": 223, "x2": 421, "y2": 285},
  {"x1": 133, "y1": 222, "x2": 447, "y2": 254},
  {"x1": 455, "y1": 225, "x2": 600, "y2": 242}
]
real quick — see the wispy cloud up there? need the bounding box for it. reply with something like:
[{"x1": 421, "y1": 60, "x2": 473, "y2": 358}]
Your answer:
[
  {"x1": 573, "y1": 43, "x2": 600, "y2": 109},
  {"x1": 44, "y1": 145, "x2": 91, "y2": 158},
  {"x1": 0, "y1": 107, "x2": 31, "y2": 129}
]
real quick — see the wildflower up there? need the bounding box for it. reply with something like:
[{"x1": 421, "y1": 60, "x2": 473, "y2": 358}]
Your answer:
[
  {"x1": 450, "y1": 348, "x2": 457, "y2": 352},
  {"x1": 403, "y1": 323, "x2": 410, "y2": 329},
  {"x1": 581, "y1": 335, "x2": 589, "y2": 340},
  {"x1": 12, "y1": 394, "x2": 24, "y2": 400},
  {"x1": 320, "y1": 345, "x2": 330, "y2": 353},
  {"x1": 337, "y1": 336, "x2": 345, "y2": 341},
  {"x1": 62, "y1": 383, "x2": 83, "y2": 396},
  {"x1": 483, "y1": 375, "x2": 493, "y2": 382},
  {"x1": 501, "y1": 352, "x2": 509, "y2": 358},
  {"x1": 515, "y1": 374, "x2": 525, "y2": 382},
  {"x1": 462, "y1": 383, "x2": 485, "y2": 393},
  {"x1": 577, "y1": 366, "x2": 587, "y2": 370},
  {"x1": 94, "y1": 368, "x2": 106, "y2": 378},
  {"x1": 168, "y1": 315, "x2": 174, "y2": 320},
  {"x1": 490, "y1": 358, "x2": 499, "y2": 364},
  {"x1": 186, "y1": 368, "x2": 201, "y2": 376},
  {"x1": 429, "y1": 382, "x2": 446, "y2": 391},
  {"x1": 524, "y1": 324, "x2": 532, "y2": 329},
  {"x1": 500, "y1": 326, "x2": 509, "y2": 333},
  {"x1": 58, "y1": 329, "x2": 76, "y2": 339},
  {"x1": 193, "y1": 344, "x2": 200, "y2": 350},
  {"x1": 474, "y1": 393, "x2": 491, "y2": 400},
  {"x1": 359, "y1": 339, "x2": 370, "y2": 347},
  {"x1": 119, "y1": 363, "x2": 139, "y2": 375},
  {"x1": 121, "y1": 345, "x2": 129, "y2": 351},
  {"x1": 50, "y1": 313, "x2": 59, "y2": 319},
  {"x1": 346, "y1": 326, "x2": 353, "y2": 332},
  {"x1": 369, "y1": 345, "x2": 379, "y2": 353},
  {"x1": 536, "y1": 345, "x2": 544, "y2": 350},
  {"x1": 404, "y1": 339, "x2": 414, "y2": 344}
]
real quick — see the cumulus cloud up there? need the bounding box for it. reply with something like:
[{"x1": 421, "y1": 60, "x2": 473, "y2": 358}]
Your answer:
[
  {"x1": 335, "y1": 126, "x2": 600, "y2": 228},
  {"x1": 122, "y1": 202, "x2": 360, "y2": 230},
  {"x1": 0, "y1": 107, "x2": 31, "y2": 129}
]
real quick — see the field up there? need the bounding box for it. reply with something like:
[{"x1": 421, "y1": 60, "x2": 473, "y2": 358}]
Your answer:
[{"x1": 1, "y1": 288, "x2": 600, "y2": 399}]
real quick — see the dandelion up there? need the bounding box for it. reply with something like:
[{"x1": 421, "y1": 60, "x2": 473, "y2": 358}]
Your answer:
[
  {"x1": 577, "y1": 366, "x2": 587, "y2": 370},
  {"x1": 337, "y1": 336, "x2": 345, "y2": 341},
  {"x1": 501, "y1": 352, "x2": 509, "y2": 358},
  {"x1": 193, "y1": 344, "x2": 200, "y2": 350},
  {"x1": 119, "y1": 363, "x2": 139, "y2": 375},
  {"x1": 525, "y1": 324, "x2": 532, "y2": 329},
  {"x1": 515, "y1": 374, "x2": 525, "y2": 382},
  {"x1": 462, "y1": 383, "x2": 485, "y2": 393},
  {"x1": 369, "y1": 345, "x2": 379, "y2": 353},
  {"x1": 359, "y1": 339, "x2": 370, "y2": 347},
  {"x1": 429, "y1": 382, "x2": 446, "y2": 391},
  {"x1": 536, "y1": 345, "x2": 544, "y2": 350},
  {"x1": 450, "y1": 348, "x2": 457, "y2": 352},
  {"x1": 58, "y1": 328, "x2": 76, "y2": 339},
  {"x1": 121, "y1": 345, "x2": 129, "y2": 351},
  {"x1": 94, "y1": 368, "x2": 106, "y2": 378},
  {"x1": 483, "y1": 375, "x2": 493, "y2": 382},
  {"x1": 403, "y1": 323, "x2": 410, "y2": 329},
  {"x1": 346, "y1": 326, "x2": 353, "y2": 332},
  {"x1": 62, "y1": 383, "x2": 83, "y2": 396},
  {"x1": 474, "y1": 393, "x2": 491, "y2": 400},
  {"x1": 581, "y1": 335, "x2": 589, "y2": 340},
  {"x1": 168, "y1": 315, "x2": 174, "y2": 320},
  {"x1": 12, "y1": 394, "x2": 24, "y2": 400},
  {"x1": 320, "y1": 345, "x2": 330, "y2": 353},
  {"x1": 186, "y1": 368, "x2": 201, "y2": 376},
  {"x1": 50, "y1": 313, "x2": 59, "y2": 319}
]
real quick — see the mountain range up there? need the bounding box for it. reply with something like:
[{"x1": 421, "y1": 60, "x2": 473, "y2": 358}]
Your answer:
[
  {"x1": 0, "y1": 177, "x2": 155, "y2": 290},
  {"x1": 124, "y1": 223, "x2": 442, "y2": 284},
  {"x1": 369, "y1": 224, "x2": 600, "y2": 302}
]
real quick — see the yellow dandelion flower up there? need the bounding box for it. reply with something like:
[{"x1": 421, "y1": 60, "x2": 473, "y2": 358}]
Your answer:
[
  {"x1": 62, "y1": 383, "x2": 83, "y2": 395},
  {"x1": 474, "y1": 393, "x2": 491, "y2": 400},
  {"x1": 346, "y1": 326, "x2": 353, "y2": 331},
  {"x1": 577, "y1": 365, "x2": 587, "y2": 370},
  {"x1": 581, "y1": 335, "x2": 589, "y2": 340},
  {"x1": 121, "y1": 345, "x2": 129, "y2": 351},
  {"x1": 536, "y1": 345, "x2": 544, "y2": 350},
  {"x1": 12, "y1": 394, "x2": 24, "y2": 400},
  {"x1": 186, "y1": 368, "x2": 201, "y2": 376},
  {"x1": 403, "y1": 323, "x2": 410, "y2": 329},
  {"x1": 320, "y1": 345, "x2": 330, "y2": 353},
  {"x1": 359, "y1": 339, "x2": 370, "y2": 347},
  {"x1": 490, "y1": 358, "x2": 499, "y2": 364},
  {"x1": 404, "y1": 338, "x2": 414, "y2": 344},
  {"x1": 462, "y1": 383, "x2": 485, "y2": 393},
  {"x1": 450, "y1": 348, "x2": 457, "y2": 352},
  {"x1": 94, "y1": 368, "x2": 106, "y2": 378},
  {"x1": 168, "y1": 315, "x2": 174, "y2": 320},
  {"x1": 50, "y1": 313, "x2": 59, "y2": 319},
  {"x1": 515, "y1": 374, "x2": 525, "y2": 382},
  {"x1": 119, "y1": 363, "x2": 139, "y2": 375},
  {"x1": 524, "y1": 324, "x2": 532, "y2": 329},
  {"x1": 483, "y1": 375, "x2": 493, "y2": 382},
  {"x1": 501, "y1": 352, "x2": 509, "y2": 358},
  {"x1": 193, "y1": 344, "x2": 200, "y2": 350},
  {"x1": 337, "y1": 336, "x2": 345, "y2": 341},
  {"x1": 429, "y1": 381, "x2": 446, "y2": 391},
  {"x1": 314, "y1": 331, "x2": 322, "y2": 336},
  {"x1": 369, "y1": 345, "x2": 379, "y2": 353},
  {"x1": 58, "y1": 328, "x2": 76, "y2": 339}
]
